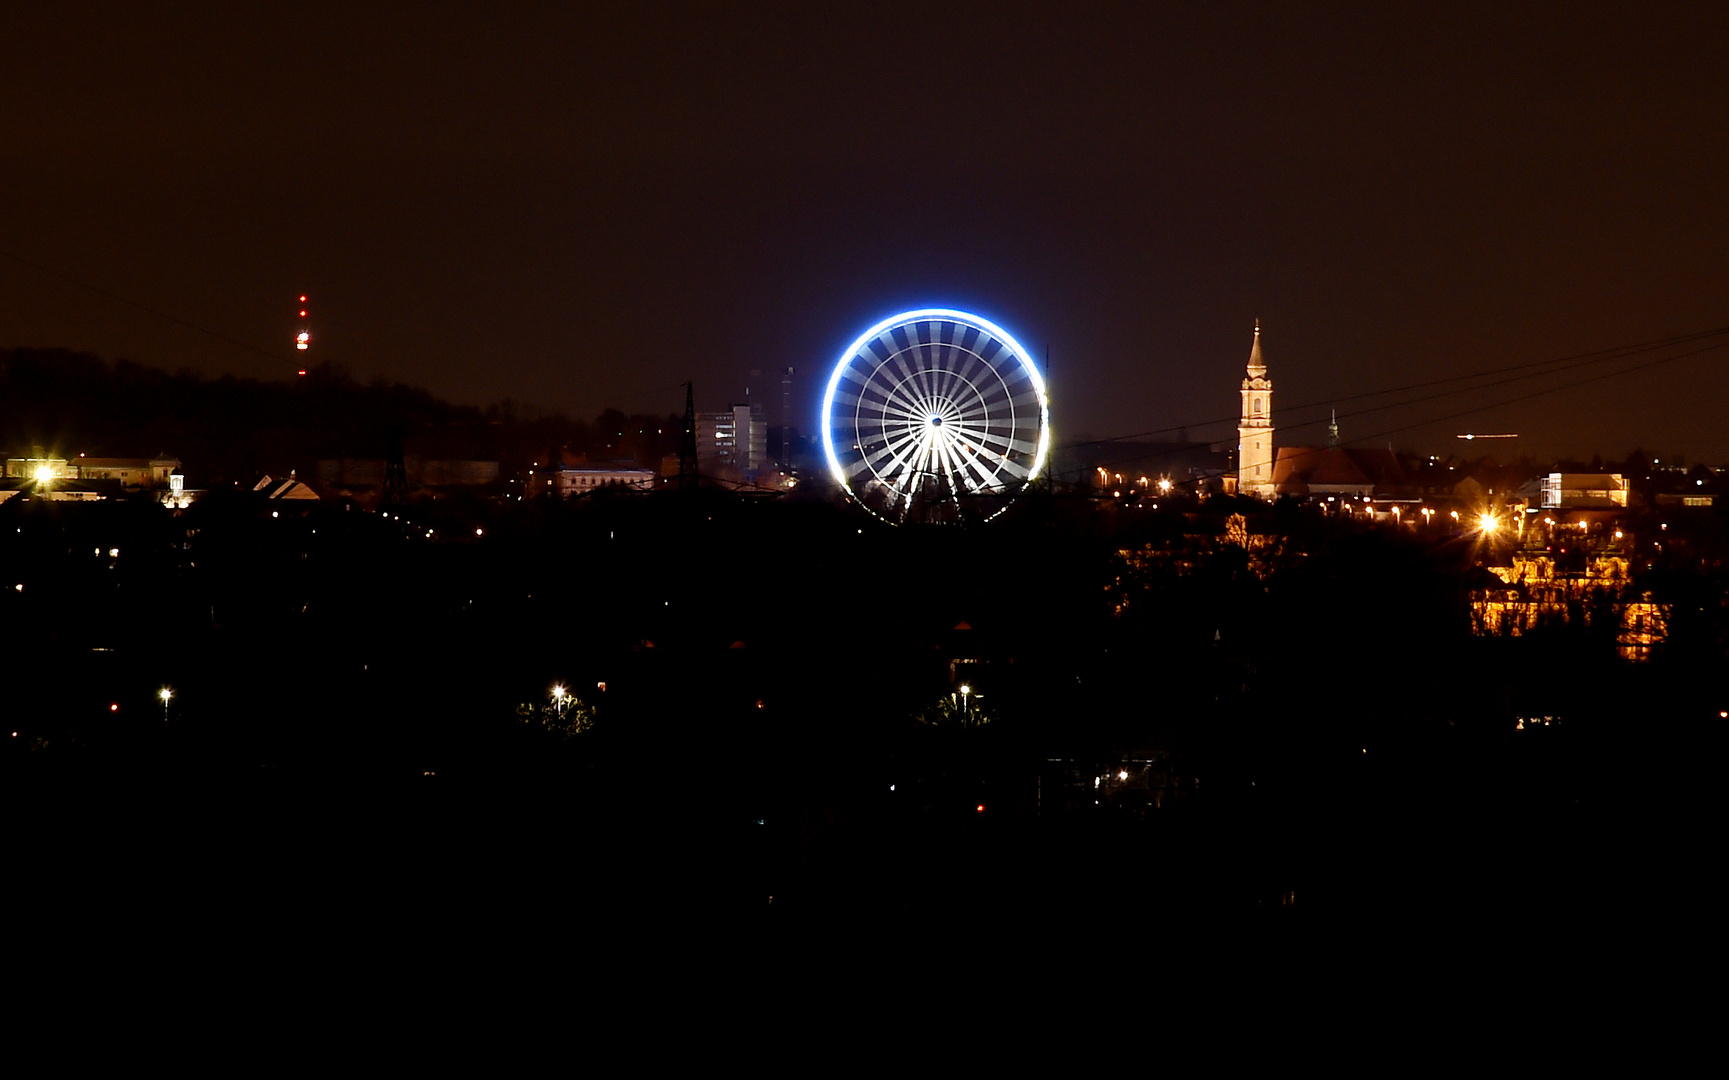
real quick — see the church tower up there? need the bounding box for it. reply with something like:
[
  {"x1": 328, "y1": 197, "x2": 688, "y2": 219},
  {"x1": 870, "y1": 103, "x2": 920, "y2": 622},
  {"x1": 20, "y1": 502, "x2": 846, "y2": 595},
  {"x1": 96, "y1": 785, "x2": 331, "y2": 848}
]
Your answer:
[{"x1": 1237, "y1": 320, "x2": 1275, "y2": 498}]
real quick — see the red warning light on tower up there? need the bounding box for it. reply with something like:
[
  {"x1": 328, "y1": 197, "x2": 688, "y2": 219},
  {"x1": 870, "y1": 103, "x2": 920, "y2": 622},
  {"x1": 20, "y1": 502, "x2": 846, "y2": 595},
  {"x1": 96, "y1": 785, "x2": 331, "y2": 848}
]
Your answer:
[{"x1": 296, "y1": 295, "x2": 311, "y2": 351}]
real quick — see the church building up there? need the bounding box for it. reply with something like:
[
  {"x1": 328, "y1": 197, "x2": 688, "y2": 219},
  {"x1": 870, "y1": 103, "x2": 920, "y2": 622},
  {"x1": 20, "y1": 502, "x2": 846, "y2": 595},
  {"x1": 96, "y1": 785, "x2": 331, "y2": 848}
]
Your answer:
[
  {"x1": 1236, "y1": 321, "x2": 1276, "y2": 498},
  {"x1": 1233, "y1": 322, "x2": 1404, "y2": 501}
]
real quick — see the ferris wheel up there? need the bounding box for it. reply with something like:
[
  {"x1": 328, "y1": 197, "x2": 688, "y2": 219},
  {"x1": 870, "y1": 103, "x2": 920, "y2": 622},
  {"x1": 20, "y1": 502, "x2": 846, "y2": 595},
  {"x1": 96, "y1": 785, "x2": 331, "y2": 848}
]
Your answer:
[{"x1": 821, "y1": 308, "x2": 1050, "y2": 523}]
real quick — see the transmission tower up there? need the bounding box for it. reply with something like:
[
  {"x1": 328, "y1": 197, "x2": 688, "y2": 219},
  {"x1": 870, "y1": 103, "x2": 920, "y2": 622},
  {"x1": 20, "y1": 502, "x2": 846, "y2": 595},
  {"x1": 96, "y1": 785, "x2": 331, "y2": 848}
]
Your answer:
[
  {"x1": 679, "y1": 382, "x2": 699, "y2": 490},
  {"x1": 380, "y1": 428, "x2": 409, "y2": 509}
]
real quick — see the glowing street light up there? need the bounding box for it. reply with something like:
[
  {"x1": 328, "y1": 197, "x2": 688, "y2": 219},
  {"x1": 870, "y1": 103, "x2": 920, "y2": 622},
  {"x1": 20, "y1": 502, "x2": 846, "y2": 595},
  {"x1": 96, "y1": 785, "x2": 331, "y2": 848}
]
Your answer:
[
  {"x1": 1478, "y1": 511, "x2": 1499, "y2": 534},
  {"x1": 159, "y1": 686, "x2": 172, "y2": 722}
]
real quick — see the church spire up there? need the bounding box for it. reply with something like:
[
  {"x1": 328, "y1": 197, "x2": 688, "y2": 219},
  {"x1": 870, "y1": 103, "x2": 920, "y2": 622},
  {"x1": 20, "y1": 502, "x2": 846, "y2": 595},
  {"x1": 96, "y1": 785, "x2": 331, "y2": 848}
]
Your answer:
[
  {"x1": 1327, "y1": 408, "x2": 1340, "y2": 447},
  {"x1": 1246, "y1": 318, "x2": 1266, "y2": 377},
  {"x1": 1237, "y1": 319, "x2": 1274, "y2": 499}
]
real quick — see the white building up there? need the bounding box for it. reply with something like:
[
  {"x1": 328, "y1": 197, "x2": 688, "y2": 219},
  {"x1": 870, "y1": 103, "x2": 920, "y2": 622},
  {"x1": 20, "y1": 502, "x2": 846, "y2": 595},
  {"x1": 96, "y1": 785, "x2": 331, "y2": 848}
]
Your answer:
[
  {"x1": 548, "y1": 465, "x2": 655, "y2": 496},
  {"x1": 1540, "y1": 473, "x2": 1628, "y2": 509},
  {"x1": 1236, "y1": 321, "x2": 1276, "y2": 498},
  {"x1": 76, "y1": 456, "x2": 182, "y2": 487}
]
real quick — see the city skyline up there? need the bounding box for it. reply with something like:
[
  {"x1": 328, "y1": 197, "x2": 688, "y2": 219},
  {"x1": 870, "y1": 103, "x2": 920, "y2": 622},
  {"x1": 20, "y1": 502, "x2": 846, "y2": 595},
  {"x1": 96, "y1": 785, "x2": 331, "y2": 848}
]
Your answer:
[{"x1": 3, "y1": 3, "x2": 1726, "y2": 462}]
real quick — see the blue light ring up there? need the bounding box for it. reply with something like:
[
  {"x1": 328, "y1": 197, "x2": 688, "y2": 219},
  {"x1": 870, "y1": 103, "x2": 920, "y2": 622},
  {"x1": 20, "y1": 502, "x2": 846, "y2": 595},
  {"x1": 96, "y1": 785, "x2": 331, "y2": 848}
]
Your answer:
[{"x1": 822, "y1": 308, "x2": 1049, "y2": 515}]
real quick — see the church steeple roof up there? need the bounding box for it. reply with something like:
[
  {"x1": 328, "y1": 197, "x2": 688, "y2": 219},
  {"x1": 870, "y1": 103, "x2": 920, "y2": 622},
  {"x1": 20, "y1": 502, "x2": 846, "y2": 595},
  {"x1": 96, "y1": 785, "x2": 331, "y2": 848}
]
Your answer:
[{"x1": 1246, "y1": 319, "x2": 1266, "y2": 377}]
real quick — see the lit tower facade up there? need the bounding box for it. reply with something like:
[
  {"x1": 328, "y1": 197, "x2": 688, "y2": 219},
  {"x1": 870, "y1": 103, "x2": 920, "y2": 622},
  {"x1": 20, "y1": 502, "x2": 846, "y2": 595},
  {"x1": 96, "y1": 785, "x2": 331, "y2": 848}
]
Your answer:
[{"x1": 1237, "y1": 320, "x2": 1275, "y2": 498}]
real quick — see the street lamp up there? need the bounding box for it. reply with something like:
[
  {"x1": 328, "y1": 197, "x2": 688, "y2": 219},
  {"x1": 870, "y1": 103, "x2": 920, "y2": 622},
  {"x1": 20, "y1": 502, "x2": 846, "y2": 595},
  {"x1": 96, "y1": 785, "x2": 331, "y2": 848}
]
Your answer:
[
  {"x1": 959, "y1": 684, "x2": 971, "y2": 718},
  {"x1": 159, "y1": 686, "x2": 172, "y2": 722}
]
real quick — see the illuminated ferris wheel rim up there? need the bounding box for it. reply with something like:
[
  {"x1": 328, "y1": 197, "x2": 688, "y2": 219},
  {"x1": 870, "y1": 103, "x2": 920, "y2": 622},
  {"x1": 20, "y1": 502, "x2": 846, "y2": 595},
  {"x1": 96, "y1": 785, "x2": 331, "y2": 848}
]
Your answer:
[{"x1": 820, "y1": 308, "x2": 1051, "y2": 519}]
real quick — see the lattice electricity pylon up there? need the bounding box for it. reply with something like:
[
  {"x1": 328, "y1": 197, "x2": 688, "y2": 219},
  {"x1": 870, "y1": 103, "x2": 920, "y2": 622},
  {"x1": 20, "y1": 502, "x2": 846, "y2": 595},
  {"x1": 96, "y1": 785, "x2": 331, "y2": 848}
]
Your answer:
[
  {"x1": 380, "y1": 428, "x2": 409, "y2": 510},
  {"x1": 678, "y1": 382, "x2": 699, "y2": 490}
]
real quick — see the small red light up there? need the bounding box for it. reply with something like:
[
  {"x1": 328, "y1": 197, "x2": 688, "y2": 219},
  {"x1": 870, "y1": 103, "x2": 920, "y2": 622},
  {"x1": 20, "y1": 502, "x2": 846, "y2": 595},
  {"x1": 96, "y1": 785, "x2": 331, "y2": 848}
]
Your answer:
[
  {"x1": 297, "y1": 370, "x2": 307, "y2": 377},
  {"x1": 299, "y1": 295, "x2": 307, "y2": 302},
  {"x1": 299, "y1": 310, "x2": 307, "y2": 317},
  {"x1": 975, "y1": 804, "x2": 985, "y2": 813},
  {"x1": 109, "y1": 703, "x2": 119, "y2": 712}
]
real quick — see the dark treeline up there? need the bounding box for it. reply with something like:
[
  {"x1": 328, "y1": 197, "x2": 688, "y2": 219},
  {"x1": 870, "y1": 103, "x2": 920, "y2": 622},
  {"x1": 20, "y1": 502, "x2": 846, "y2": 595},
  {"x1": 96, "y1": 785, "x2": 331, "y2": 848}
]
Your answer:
[
  {"x1": 0, "y1": 348, "x2": 683, "y2": 485},
  {"x1": 7, "y1": 484, "x2": 1718, "y2": 971}
]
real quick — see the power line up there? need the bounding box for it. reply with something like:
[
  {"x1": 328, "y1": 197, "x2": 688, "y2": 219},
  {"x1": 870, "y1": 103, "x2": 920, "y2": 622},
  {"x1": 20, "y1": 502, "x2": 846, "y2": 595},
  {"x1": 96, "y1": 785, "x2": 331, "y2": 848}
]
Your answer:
[
  {"x1": 0, "y1": 246, "x2": 299, "y2": 372},
  {"x1": 1081, "y1": 335, "x2": 1729, "y2": 487},
  {"x1": 1062, "y1": 324, "x2": 1729, "y2": 452}
]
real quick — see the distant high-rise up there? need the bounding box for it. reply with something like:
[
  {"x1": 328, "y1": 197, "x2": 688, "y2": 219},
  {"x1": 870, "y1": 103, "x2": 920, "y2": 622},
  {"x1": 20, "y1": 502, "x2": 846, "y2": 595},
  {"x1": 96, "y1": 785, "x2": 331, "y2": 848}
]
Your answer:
[
  {"x1": 696, "y1": 403, "x2": 769, "y2": 478},
  {"x1": 1237, "y1": 320, "x2": 1276, "y2": 498},
  {"x1": 779, "y1": 366, "x2": 794, "y2": 467}
]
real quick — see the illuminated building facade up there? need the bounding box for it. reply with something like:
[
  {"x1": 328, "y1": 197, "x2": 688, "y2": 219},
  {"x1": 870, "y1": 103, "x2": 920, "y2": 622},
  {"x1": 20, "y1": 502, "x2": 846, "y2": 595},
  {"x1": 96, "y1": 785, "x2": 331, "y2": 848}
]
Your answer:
[
  {"x1": 74, "y1": 456, "x2": 182, "y2": 487},
  {"x1": 547, "y1": 465, "x2": 655, "y2": 496},
  {"x1": 696, "y1": 403, "x2": 768, "y2": 478},
  {"x1": 1471, "y1": 534, "x2": 1669, "y2": 661},
  {"x1": 1236, "y1": 321, "x2": 1276, "y2": 498},
  {"x1": 1540, "y1": 473, "x2": 1629, "y2": 509}
]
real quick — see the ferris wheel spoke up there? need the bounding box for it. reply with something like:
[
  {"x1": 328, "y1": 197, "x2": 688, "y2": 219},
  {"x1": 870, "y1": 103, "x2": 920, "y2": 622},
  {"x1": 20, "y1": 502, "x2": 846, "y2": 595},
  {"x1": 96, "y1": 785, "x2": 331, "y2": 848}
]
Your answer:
[
  {"x1": 937, "y1": 327, "x2": 972, "y2": 402},
  {"x1": 947, "y1": 354, "x2": 985, "y2": 404},
  {"x1": 882, "y1": 329, "x2": 920, "y2": 389},
  {"x1": 940, "y1": 349, "x2": 968, "y2": 404},
  {"x1": 911, "y1": 334, "x2": 948, "y2": 407},
  {"x1": 899, "y1": 351, "x2": 938, "y2": 412},
  {"x1": 939, "y1": 439, "x2": 977, "y2": 498},
  {"x1": 858, "y1": 380, "x2": 929, "y2": 427},
  {"x1": 968, "y1": 427, "x2": 1020, "y2": 452},
  {"x1": 952, "y1": 433, "x2": 1024, "y2": 485},
  {"x1": 881, "y1": 380, "x2": 930, "y2": 421},
  {"x1": 839, "y1": 358, "x2": 881, "y2": 388},
  {"x1": 867, "y1": 428, "x2": 924, "y2": 476}
]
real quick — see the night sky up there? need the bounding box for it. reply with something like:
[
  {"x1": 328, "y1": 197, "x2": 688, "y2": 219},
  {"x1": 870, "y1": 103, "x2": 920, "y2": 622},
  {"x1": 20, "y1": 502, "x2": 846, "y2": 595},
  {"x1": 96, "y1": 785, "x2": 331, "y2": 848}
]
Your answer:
[{"x1": 4, "y1": 2, "x2": 1726, "y2": 462}]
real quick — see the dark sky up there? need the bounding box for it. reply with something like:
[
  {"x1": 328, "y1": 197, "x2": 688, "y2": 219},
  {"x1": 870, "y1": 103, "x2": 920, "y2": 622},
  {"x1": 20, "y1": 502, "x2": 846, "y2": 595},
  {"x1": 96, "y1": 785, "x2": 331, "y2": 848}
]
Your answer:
[{"x1": 4, "y1": 2, "x2": 1726, "y2": 462}]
